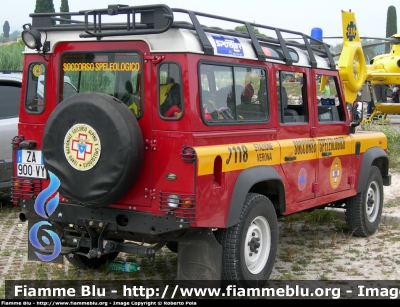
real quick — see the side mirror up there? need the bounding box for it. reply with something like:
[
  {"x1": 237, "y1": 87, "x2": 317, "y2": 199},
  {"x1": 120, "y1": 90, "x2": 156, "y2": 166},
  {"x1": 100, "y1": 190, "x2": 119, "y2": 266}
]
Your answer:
[{"x1": 349, "y1": 101, "x2": 363, "y2": 133}]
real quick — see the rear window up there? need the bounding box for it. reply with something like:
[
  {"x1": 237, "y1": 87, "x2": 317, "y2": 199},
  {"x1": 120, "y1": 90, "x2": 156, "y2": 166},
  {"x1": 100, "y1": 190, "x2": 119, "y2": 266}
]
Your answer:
[
  {"x1": 60, "y1": 52, "x2": 142, "y2": 117},
  {"x1": 0, "y1": 82, "x2": 20, "y2": 119}
]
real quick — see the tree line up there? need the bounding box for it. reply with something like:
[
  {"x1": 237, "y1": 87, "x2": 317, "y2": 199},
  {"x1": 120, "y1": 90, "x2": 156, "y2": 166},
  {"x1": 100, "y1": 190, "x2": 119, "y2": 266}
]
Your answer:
[{"x1": 1, "y1": 0, "x2": 70, "y2": 42}]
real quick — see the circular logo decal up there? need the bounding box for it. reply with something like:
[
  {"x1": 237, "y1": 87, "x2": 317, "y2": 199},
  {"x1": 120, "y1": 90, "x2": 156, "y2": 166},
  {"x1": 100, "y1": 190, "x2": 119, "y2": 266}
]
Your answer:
[
  {"x1": 32, "y1": 64, "x2": 43, "y2": 77},
  {"x1": 63, "y1": 124, "x2": 101, "y2": 171},
  {"x1": 297, "y1": 168, "x2": 307, "y2": 191},
  {"x1": 330, "y1": 157, "x2": 342, "y2": 189}
]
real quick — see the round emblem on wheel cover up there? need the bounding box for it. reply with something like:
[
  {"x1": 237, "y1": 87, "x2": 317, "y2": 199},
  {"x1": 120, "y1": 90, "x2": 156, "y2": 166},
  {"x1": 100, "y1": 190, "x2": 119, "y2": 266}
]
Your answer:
[{"x1": 64, "y1": 123, "x2": 101, "y2": 171}]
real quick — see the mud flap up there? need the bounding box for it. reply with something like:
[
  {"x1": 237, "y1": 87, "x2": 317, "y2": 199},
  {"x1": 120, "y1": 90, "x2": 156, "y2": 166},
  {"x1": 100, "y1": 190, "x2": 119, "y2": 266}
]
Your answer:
[
  {"x1": 28, "y1": 219, "x2": 63, "y2": 263},
  {"x1": 177, "y1": 228, "x2": 222, "y2": 285}
]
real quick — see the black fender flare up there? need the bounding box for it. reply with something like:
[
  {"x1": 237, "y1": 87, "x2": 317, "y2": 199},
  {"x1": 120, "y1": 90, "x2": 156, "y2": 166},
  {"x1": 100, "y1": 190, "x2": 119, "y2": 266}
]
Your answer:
[
  {"x1": 226, "y1": 166, "x2": 284, "y2": 228},
  {"x1": 357, "y1": 147, "x2": 389, "y2": 193}
]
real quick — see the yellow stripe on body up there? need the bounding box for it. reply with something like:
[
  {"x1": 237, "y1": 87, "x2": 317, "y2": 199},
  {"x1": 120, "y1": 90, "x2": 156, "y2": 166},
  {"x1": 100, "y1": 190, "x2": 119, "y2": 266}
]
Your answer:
[
  {"x1": 194, "y1": 133, "x2": 387, "y2": 176},
  {"x1": 350, "y1": 131, "x2": 388, "y2": 152},
  {"x1": 194, "y1": 141, "x2": 281, "y2": 176},
  {"x1": 279, "y1": 139, "x2": 317, "y2": 162},
  {"x1": 315, "y1": 136, "x2": 352, "y2": 158}
]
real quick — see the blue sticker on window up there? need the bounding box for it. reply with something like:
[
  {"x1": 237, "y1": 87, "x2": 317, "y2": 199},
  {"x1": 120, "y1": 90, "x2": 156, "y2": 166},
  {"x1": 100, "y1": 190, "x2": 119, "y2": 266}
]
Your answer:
[
  {"x1": 320, "y1": 98, "x2": 335, "y2": 106},
  {"x1": 212, "y1": 36, "x2": 244, "y2": 57}
]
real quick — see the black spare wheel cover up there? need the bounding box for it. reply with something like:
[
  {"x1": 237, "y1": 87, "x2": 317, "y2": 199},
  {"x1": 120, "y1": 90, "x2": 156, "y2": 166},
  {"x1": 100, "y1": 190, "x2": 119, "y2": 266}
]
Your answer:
[{"x1": 42, "y1": 92, "x2": 144, "y2": 208}]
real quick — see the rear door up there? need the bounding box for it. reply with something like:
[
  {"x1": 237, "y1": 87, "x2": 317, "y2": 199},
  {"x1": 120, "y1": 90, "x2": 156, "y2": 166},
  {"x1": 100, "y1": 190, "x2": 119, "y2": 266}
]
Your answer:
[
  {"x1": 54, "y1": 41, "x2": 153, "y2": 207},
  {"x1": 276, "y1": 69, "x2": 317, "y2": 203},
  {"x1": 313, "y1": 72, "x2": 353, "y2": 197}
]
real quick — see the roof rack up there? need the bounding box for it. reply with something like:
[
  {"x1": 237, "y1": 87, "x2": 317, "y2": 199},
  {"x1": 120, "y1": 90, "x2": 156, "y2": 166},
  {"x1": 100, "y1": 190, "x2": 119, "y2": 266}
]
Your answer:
[{"x1": 28, "y1": 4, "x2": 336, "y2": 70}]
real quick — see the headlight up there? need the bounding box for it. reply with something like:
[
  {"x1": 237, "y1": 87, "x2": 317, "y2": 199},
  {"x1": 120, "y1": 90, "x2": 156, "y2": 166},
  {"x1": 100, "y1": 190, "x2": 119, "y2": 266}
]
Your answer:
[{"x1": 22, "y1": 24, "x2": 42, "y2": 50}]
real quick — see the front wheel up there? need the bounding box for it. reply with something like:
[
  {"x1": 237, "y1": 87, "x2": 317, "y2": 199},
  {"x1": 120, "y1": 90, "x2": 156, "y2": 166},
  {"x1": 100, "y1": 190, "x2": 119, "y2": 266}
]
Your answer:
[
  {"x1": 346, "y1": 166, "x2": 383, "y2": 237},
  {"x1": 215, "y1": 193, "x2": 278, "y2": 288}
]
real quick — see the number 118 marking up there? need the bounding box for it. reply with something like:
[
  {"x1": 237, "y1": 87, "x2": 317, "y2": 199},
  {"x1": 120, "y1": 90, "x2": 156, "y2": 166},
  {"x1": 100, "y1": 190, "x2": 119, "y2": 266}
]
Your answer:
[{"x1": 226, "y1": 145, "x2": 248, "y2": 165}]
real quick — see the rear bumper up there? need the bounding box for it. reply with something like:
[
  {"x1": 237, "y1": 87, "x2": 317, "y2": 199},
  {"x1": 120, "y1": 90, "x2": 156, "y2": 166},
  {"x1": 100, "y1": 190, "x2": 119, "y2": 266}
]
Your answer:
[{"x1": 19, "y1": 199, "x2": 190, "y2": 236}]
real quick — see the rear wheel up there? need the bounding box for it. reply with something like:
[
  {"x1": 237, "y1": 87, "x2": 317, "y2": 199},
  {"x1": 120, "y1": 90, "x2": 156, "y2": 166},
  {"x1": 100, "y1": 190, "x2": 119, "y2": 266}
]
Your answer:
[
  {"x1": 65, "y1": 248, "x2": 119, "y2": 270},
  {"x1": 215, "y1": 193, "x2": 278, "y2": 287},
  {"x1": 346, "y1": 166, "x2": 383, "y2": 237}
]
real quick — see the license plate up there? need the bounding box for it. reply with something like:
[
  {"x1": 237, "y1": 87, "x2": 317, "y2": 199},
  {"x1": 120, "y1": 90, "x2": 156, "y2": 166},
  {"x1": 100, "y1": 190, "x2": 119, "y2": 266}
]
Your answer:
[{"x1": 16, "y1": 150, "x2": 47, "y2": 179}]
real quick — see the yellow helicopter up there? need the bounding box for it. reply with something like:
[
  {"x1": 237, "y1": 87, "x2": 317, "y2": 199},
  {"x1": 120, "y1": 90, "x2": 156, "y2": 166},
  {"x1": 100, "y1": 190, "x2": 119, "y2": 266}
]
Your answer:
[{"x1": 332, "y1": 10, "x2": 400, "y2": 122}]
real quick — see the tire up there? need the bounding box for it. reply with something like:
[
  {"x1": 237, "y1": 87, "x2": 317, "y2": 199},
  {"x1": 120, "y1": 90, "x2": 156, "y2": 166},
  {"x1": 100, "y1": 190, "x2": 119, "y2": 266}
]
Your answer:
[
  {"x1": 346, "y1": 166, "x2": 383, "y2": 237},
  {"x1": 42, "y1": 92, "x2": 144, "y2": 208},
  {"x1": 65, "y1": 248, "x2": 119, "y2": 270},
  {"x1": 215, "y1": 193, "x2": 278, "y2": 288}
]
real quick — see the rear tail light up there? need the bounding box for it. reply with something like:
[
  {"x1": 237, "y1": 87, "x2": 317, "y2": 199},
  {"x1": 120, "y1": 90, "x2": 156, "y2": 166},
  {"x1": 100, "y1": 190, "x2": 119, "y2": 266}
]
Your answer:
[
  {"x1": 12, "y1": 136, "x2": 24, "y2": 149},
  {"x1": 159, "y1": 192, "x2": 196, "y2": 223},
  {"x1": 183, "y1": 198, "x2": 193, "y2": 208},
  {"x1": 22, "y1": 180, "x2": 34, "y2": 192},
  {"x1": 181, "y1": 145, "x2": 196, "y2": 163},
  {"x1": 13, "y1": 180, "x2": 21, "y2": 190},
  {"x1": 12, "y1": 177, "x2": 42, "y2": 203}
]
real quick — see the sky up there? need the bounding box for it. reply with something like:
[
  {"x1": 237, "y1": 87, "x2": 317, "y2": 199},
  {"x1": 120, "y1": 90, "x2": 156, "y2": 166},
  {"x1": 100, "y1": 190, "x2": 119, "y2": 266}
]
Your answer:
[{"x1": 1, "y1": 0, "x2": 398, "y2": 46}]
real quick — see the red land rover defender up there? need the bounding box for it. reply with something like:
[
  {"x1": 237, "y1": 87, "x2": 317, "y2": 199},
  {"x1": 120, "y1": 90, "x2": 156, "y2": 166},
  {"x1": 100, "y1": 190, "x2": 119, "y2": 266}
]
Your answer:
[{"x1": 13, "y1": 4, "x2": 391, "y2": 287}]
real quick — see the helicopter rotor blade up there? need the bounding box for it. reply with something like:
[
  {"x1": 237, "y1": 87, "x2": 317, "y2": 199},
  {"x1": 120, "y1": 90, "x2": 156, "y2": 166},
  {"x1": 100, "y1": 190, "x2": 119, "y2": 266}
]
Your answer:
[
  {"x1": 331, "y1": 41, "x2": 392, "y2": 57},
  {"x1": 324, "y1": 36, "x2": 398, "y2": 42}
]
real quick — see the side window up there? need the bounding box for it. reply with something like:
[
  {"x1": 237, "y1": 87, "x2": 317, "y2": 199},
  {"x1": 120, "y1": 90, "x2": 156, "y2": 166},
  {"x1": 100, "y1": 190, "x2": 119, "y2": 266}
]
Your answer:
[
  {"x1": 0, "y1": 82, "x2": 20, "y2": 119},
  {"x1": 278, "y1": 71, "x2": 307, "y2": 123},
  {"x1": 316, "y1": 74, "x2": 345, "y2": 122},
  {"x1": 201, "y1": 65, "x2": 233, "y2": 120},
  {"x1": 234, "y1": 68, "x2": 268, "y2": 120},
  {"x1": 201, "y1": 74, "x2": 210, "y2": 91},
  {"x1": 159, "y1": 63, "x2": 182, "y2": 119},
  {"x1": 25, "y1": 63, "x2": 46, "y2": 113},
  {"x1": 200, "y1": 64, "x2": 268, "y2": 123}
]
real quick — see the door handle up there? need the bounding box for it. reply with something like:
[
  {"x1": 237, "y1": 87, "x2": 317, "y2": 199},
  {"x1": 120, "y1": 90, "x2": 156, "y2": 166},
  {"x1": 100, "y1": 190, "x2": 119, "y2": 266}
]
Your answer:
[
  {"x1": 285, "y1": 156, "x2": 297, "y2": 161},
  {"x1": 322, "y1": 152, "x2": 332, "y2": 157}
]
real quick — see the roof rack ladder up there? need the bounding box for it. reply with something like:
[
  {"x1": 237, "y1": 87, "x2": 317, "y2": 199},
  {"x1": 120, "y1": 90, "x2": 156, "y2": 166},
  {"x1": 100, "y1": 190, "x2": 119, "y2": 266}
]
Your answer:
[
  {"x1": 275, "y1": 29, "x2": 293, "y2": 66},
  {"x1": 187, "y1": 10, "x2": 214, "y2": 55},
  {"x1": 244, "y1": 22, "x2": 266, "y2": 61}
]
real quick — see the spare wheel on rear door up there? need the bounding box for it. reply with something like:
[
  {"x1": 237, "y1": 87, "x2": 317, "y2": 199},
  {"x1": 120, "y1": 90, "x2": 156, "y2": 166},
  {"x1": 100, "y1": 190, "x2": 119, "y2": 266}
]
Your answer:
[{"x1": 42, "y1": 92, "x2": 144, "y2": 208}]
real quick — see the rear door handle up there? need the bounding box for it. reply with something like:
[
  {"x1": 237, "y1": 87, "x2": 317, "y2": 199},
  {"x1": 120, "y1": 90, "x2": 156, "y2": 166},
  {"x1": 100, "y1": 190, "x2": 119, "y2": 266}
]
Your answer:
[
  {"x1": 285, "y1": 156, "x2": 297, "y2": 161},
  {"x1": 322, "y1": 152, "x2": 332, "y2": 157}
]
